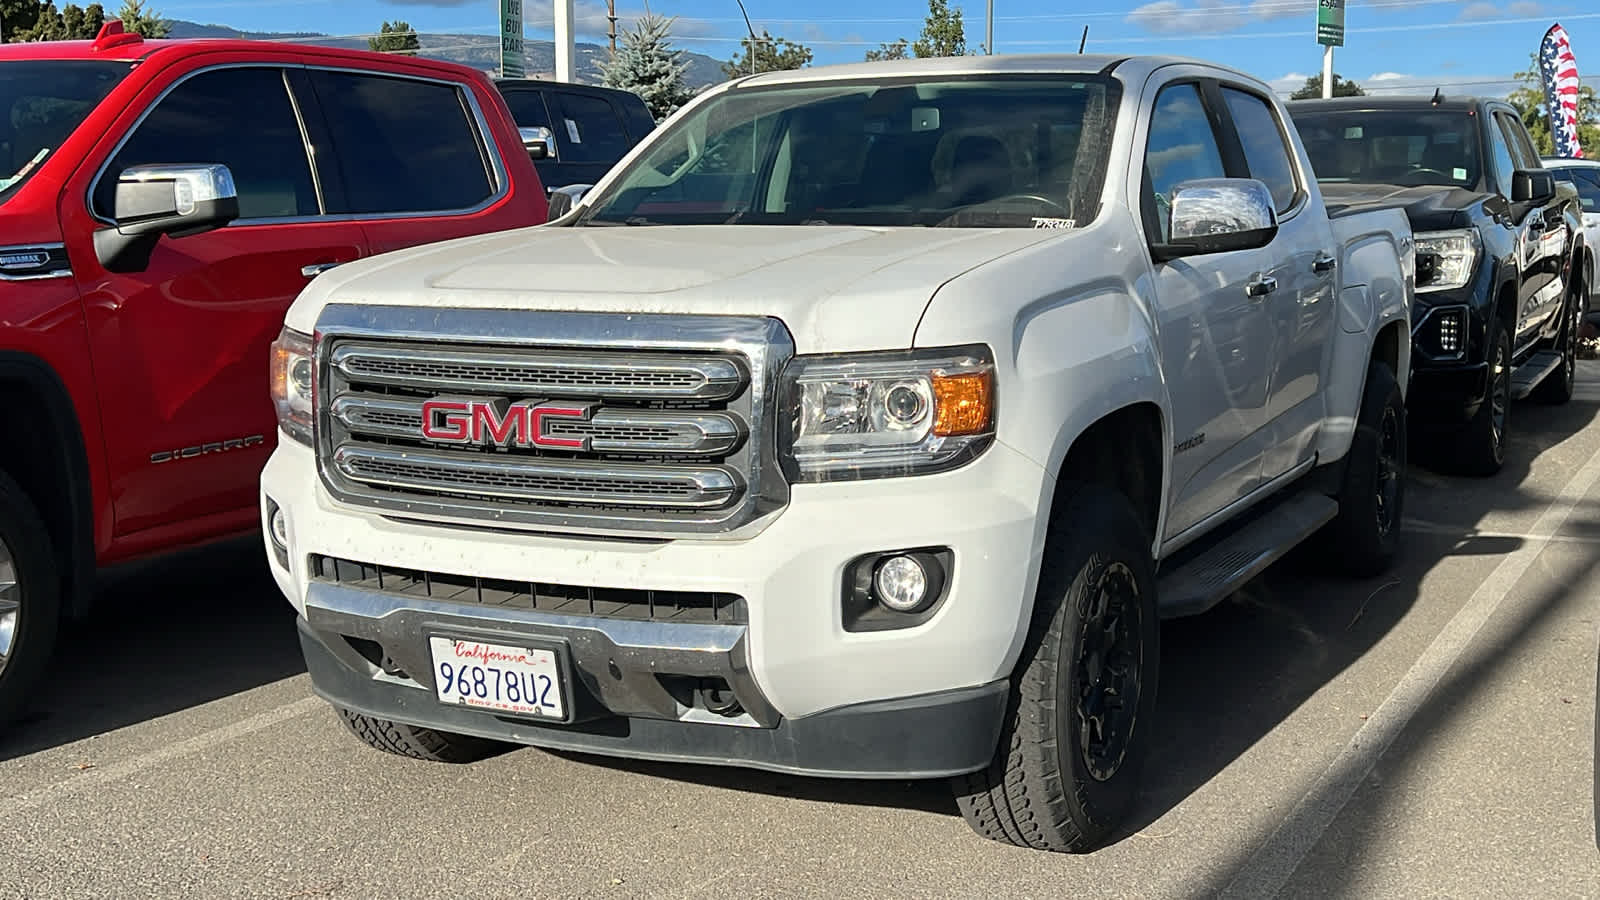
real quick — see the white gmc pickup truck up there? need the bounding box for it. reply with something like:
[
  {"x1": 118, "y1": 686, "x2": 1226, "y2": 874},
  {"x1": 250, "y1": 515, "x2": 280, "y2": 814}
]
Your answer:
[{"x1": 262, "y1": 54, "x2": 1416, "y2": 852}]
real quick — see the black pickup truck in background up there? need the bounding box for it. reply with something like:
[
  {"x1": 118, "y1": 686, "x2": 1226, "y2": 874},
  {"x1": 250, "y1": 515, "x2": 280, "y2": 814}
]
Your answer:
[{"x1": 1289, "y1": 95, "x2": 1585, "y2": 476}]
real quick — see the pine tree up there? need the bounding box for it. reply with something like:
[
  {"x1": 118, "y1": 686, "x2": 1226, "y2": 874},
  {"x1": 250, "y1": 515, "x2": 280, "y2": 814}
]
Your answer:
[
  {"x1": 368, "y1": 20, "x2": 420, "y2": 55},
  {"x1": 600, "y1": 13, "x2": 695, "y2": 121},
  {"x1": 864, "y1": 39, "x2": 908, "y2": 62},
  {"x1": 912, "y1": 0, "x2": 968, "y2": 58},
  {"x1": 17, "y1": 2, "x2": 105, "y2": 40},
  {"x1": 116, "y1": 0, "x2": 168, "y2": 38},
  {"x1": 721, "y1": 29, "x2": 812, "y2": 78}
]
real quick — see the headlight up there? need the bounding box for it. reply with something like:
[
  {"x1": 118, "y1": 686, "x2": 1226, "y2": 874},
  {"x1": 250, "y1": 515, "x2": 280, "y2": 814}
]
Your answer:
[
  {"x1": 778, "y1": 345, "x2": 995, "y2": 482},
  {"x1": 269, "y1": 327, "x2": 314, "y2": 446},
  {"x1": 1414, "y1": 228, "x2": 1480, "y2": 293}
]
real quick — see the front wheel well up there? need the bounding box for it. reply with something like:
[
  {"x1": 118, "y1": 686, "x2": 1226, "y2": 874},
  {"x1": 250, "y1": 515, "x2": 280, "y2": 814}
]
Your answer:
[
  {"x1": 0, "y1": 355, "x2": 95, "y2": 619},
  {"x1": 1054, "y1": 403, "x2": 1164, "y2": 544}
]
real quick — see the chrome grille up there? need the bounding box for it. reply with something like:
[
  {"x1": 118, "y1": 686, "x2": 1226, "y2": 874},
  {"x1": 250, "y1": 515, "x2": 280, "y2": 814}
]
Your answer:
[{"x1": 313, "y1": 305, "x2": 793, "y2": 538}]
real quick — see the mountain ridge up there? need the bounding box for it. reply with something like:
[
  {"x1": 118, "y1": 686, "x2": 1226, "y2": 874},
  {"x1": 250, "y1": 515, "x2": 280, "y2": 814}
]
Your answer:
[{"x1": 164, "y1": 19, "x2": 728, "y2": 89}]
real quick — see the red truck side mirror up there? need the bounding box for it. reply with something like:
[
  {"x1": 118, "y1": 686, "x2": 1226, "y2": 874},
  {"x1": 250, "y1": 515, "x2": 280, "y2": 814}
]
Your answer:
[{"x1": 92, "y1": 164, "x2": 241, "y2": 273}]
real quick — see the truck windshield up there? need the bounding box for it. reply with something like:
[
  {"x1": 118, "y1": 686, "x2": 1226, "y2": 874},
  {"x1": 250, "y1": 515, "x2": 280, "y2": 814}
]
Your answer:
[
  {"x1": 0, "y1": 60, "x2": 131, "y2": 204},
  {"x1": 1289, "y1": 109, "x2": 1482, "y2": 189},
  {"x1": 577, "y1": 76, "x2": 1120, "y2": 228}
]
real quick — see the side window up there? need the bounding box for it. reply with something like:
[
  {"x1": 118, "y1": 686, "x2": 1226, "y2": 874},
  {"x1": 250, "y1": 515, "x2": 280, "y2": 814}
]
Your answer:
[
  {"x1": 1221, "y1": 87, "x2": 1300, "y2": 213},
  {"x1": 1572, "y1": 170, "x2": 1600, "y2": 211},
  {"x1": 95, "y1": 66, "x2": 317, "y2": 221},
  {"x1": 547, "y1": 92, "x2": 631, "y2": 164},
  {"x1": 1486, "y1": 115, "x2": 1517, "y2": 193},
  {"x1": 500, "y1": 89, "x2": 552, "y2": 132},
  {"x1": 1497, "y1": 112, "x2": 1540, "y2": 171},
  {"x1": 308, "y1": 70, "x2": 495, "y2": 215},
  {"x1": 1143, "y1": 83, "x2": 1227, "y2": 243}
]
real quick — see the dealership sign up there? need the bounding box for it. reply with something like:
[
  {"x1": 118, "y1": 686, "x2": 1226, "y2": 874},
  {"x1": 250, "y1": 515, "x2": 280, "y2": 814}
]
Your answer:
[
  {"x1": 1317, "y1": 0, "x2": 1345, "y2": 47},
  {"x1": 501, "y1": 0, "x2": 525, "y2": 78}
]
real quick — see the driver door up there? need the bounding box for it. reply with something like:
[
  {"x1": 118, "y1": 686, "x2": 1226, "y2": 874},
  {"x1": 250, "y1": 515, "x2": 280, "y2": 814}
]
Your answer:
[{"x1": 1140, "y1": 80, "x2": 1279, "y2": 542}]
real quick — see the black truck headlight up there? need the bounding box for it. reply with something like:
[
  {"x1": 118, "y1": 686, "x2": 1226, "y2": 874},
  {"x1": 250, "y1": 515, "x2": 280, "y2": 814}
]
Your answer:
[
  {"x1": 1414, "y1": 229, "x2": 1480, "y2": 293},
  {"x1": 778, "y1": 345, "x2": 995, "y2": 482}
]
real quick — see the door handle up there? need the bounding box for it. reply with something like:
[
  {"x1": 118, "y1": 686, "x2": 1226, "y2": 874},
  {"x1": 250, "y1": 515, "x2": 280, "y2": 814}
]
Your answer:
[
  {"x1": 301, "y1": 262, "x2": 341, "y2": 278},
  {"x1": 1312, "y1": 252, "x2": 1336, "y2": 275},
  {"x1": 1246, "y1": 274, "x2": 1279, "y2": 298}
]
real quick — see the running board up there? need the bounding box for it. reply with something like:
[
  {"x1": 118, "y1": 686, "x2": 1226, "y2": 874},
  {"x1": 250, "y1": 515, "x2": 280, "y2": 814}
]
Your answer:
[
  {"x1": 1155, "y1": 492, "x2": 1339, "y2": 619},
  {"x1": 1510, "y1": 350, "x2": 1562, "y2": 400}
]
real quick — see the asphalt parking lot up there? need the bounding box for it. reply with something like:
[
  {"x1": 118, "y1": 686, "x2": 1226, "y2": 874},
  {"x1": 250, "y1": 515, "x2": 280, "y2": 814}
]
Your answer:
[{"x1": 4, "y1": 367, "x2": 1600, "y2": 899}]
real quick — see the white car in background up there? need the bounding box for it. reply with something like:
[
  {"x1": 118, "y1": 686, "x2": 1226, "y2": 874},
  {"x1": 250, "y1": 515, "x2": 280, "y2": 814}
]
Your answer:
[{"x1": 1543, "y1": 156, "x2": 1600, "y2": 317}]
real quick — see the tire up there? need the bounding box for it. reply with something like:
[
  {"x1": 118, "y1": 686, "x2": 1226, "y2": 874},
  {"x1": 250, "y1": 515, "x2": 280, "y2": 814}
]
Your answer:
[
  {"x1": 1450, "y1": 320, "x2": 1512, "y2": 476},
  {"x1": 1532, "y1": 282, "x2": 1581, "y2": 405},
  {"x1": 1322, "y1": 360, "x2": 1406, "y2": 578},
  {"x1": 953, "y1": 483, "x2": 1160, "y2": 853},
  {"x1": 336, "y1": 707, "x2": 507, "y2": 763},
  {"x1": 0, "y1": 470, "x2": 61, "y2": 730}
]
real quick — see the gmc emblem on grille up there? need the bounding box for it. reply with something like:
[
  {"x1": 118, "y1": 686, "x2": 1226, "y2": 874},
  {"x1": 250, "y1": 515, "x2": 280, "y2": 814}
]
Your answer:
[{"x1": 421, "y1": 398, "x2": 596, "y2": 451}]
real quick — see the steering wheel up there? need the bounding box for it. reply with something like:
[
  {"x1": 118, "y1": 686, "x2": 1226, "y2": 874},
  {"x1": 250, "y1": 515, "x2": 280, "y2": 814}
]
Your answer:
[
  {"x1": 1395, "y1": 168, "x2": 1452, "y2": 185},
  {"x1": 976, "y1": 193, "x2": 1074, "y2": 216}
]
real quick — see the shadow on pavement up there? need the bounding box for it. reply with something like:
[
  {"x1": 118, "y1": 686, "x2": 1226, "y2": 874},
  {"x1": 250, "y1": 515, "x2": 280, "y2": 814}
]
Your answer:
[
  {"x1": 0, "y1": 534, "x2": 305, "y2": 760},
  {"x1": 533, "y1": 372, "x2": 1600, "y2": 851}
]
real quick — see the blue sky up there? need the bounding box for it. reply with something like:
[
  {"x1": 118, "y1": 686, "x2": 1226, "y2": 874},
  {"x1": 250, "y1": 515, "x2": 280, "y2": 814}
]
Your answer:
[{"x1": 156, "y1": 0, "x2": 1600, "y2": 96}]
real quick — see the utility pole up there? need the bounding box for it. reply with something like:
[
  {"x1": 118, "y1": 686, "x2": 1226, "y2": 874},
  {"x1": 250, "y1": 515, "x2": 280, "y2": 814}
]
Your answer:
[
  {"x1": 985, "y1": 0, "x2": 992, "y2": 54},
  {"x1": 607, "y1": 0, "x2": 616, "y2": 54},
  {"x1": 555, "y1": 0, "x2": 574, "y2": 82}
]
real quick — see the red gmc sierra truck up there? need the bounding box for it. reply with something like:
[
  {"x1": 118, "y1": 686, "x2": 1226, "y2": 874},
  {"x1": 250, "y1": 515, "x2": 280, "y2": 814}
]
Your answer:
[{"x1": 0, "y1": 22, "x2": 548, "y2": 728}]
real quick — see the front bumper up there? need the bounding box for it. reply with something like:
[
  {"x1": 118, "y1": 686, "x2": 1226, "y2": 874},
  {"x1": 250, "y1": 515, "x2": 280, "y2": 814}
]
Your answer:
[
  {"x1": 263, "y1": 435, "x2": 1048, "y2": 777},
  {"x1": 1406, "y1": 360, "x2": 1490, "y2": 425}
]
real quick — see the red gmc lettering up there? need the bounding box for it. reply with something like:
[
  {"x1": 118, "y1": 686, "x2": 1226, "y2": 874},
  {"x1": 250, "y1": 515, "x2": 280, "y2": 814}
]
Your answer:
[
  {"x1": 530, "y1": 404, "x2": 588, "y2": 449},
  {"x1": 421, "y1": 400, "x2": 471, "y2": 442},
  {"x1": 471, "y1": 403, "x2": 527, "y2": 445}
]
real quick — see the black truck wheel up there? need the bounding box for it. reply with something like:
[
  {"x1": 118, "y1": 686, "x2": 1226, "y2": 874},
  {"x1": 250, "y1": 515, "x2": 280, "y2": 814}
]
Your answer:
[
  {"x1": 1452, "y1": 322, "x2": 1512, "y2": 476},
  {"x1": 336, "y1": 707, "x2": 507, "y2": 763},
  {"x1": 1322, "y1": 359, "x2": 1406, "y2": 577},
  {"x1": 953, "y1": 483, "x2": 1160, "y2": 853},
  {"x1": 1533, "y1": 284, "x2": 1581, "y2": 405},
  {"x1": 0, "y1": 470, "x2": 61, "y2": 730}
]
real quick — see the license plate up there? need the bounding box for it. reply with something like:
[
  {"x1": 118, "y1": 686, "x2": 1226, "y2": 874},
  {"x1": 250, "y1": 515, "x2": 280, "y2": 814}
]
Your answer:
[{"x1": 427, "y1": 636, "x2": 565, "y2": 720}]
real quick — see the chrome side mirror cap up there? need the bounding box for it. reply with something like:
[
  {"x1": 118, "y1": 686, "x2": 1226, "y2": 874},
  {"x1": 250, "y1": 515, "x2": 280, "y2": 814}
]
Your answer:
[
  {"x1": 545, "y1": 183, "x2": 592, "y2": 220},
  {"x1": 520, "y1": 126, "x2": 558, "y2": 161},
  {"x1": 1152, "y1": 177, "x2": 1279, "y2": 261},
  {"x1": 94, "y1": 163, "x2": 241, "y2": 273}
]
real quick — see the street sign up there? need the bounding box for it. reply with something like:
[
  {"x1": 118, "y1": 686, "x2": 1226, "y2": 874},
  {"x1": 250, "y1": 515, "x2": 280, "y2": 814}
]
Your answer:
[
  {"x1": 501, "y1": 0, "x2": 525, "y2": 79},
  {"x1": 1316, "y1": 0, "x2": 1345, "y2": 47}
]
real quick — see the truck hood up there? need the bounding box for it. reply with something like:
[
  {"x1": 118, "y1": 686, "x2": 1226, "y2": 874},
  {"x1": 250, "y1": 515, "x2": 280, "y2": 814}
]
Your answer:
[
  {"x1": 286, "y1": 224, "x2": 1061, "y2": 353},
  {"x1": 1319, "y1": 183, "x2": 1494, "y2": 231}
]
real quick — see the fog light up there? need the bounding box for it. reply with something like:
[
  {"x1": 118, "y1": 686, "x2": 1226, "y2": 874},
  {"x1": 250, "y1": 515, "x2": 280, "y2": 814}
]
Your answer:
[
  {"x1": 270, "y1": 506, "x2": 289, "y2": 549},
  {"x1": 874, "y1": 555, "x2": 928, "y2": 611}
]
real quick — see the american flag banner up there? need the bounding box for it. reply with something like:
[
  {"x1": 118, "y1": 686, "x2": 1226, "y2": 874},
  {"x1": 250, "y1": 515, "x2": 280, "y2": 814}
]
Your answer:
[{"x1": 1539, "y1": 23, "x2": 1584, "y2": 158}]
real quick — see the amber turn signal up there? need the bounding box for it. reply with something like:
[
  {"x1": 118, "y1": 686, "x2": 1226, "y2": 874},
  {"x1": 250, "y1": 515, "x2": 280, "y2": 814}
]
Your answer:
[{"x1": 931, "y1": 370, "x2": 993, "y2": 437}]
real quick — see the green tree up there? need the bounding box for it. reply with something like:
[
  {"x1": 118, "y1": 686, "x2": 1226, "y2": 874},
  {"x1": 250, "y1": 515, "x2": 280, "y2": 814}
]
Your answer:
[
  {"x1": 1506, "y1": 51, "x2": 1600, "y2": 157},
  {"x1": 864, "y1": 38, "x2": 908, "y2": 62},
  {"x1": 912, "y1": 0, "x2": 968, "y2": 57},
  {"x1": 721, "y1": 28, "x2": 812, "y2": 78},
  {"x1": 368, "y1": 20, "x2": 420, "y2": 55},
  {"x1": 116, "y1": 0, "x2": 167, "y2": 38},
  {"x1": 16, "y1": 2, "x2": 106, "y2": 40},
  {"x1": 600, "y1": 13, "x2": 694, "y2": 120},
  {"x1": 1289, "y1": 73, "x2": 1365, "y2": 100}
]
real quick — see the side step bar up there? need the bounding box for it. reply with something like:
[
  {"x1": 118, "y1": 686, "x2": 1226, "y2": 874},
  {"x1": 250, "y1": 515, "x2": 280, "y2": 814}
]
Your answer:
[
  {"x1": 1155, "y1": 491, "x2": 1339, "y2": 619},
  {"x1": 1510, "y1": 350, "x2": 1563, "y2": 401}
]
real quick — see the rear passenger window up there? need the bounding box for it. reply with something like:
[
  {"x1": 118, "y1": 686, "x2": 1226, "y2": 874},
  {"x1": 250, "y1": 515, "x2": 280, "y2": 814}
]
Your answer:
[
  {"x1": 308, "y1": 70, "x2": 495, "y2": 215},
  {"x1": 501, "y1": 89, "x2": 553, "y2": 132},
  {"x1": 547, "y1": 92, "x2": 630, "y2": 164},
  {"x1": 1143, "y1": 83, "x2": 1227, "y2": 243},
  {"x1": 1222, "y1": 87, "x2": 1300, "y2": 213},
  {"x1": 96, "y1": 67, "x2": 317, "y2": 220}
]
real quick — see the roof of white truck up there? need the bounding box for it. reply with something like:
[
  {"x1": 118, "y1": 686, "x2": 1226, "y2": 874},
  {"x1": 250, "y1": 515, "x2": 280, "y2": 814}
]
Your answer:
[{"x1": 730, "y1": 53, "x2": 1267, "y2": 90}]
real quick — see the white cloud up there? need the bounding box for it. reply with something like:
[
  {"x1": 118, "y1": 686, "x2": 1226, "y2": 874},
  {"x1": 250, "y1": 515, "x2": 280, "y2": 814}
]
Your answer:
[
  {"x1": 1126, "y1": 0, "x2": 1249, "y2": 35},
  {"x1": 1368, "y1": 72, "x2": 1411, "y2": 81},
  {"x1": 1457, "y1": 0, "x2": 1544, "y2": 20},
  {"x1": 1248, "y1": 0, "x2": 1304, "y2": 23}
]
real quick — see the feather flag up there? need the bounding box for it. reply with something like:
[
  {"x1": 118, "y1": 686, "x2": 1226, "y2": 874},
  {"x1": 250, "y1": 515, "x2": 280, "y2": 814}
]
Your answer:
[{"x1": 1539, "y1": 23, "x2": 1584, "y2": 158}]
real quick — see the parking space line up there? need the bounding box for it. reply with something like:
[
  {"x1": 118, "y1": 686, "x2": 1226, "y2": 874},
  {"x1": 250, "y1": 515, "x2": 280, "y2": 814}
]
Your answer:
[
  {"x1": 0, "y1": 697, "x2": 321, "y2": 817},
  {"x1": 1220, "y1": 445, "x2": 1600, "y2": 898},
  {"x1": 1403, "y1": 519, "x2": 1600, "y2": 546}
]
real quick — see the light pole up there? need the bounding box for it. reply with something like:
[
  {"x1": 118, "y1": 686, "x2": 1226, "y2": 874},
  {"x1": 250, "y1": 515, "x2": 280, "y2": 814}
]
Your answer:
[{"x1": 985, "y1": 0, "x2": 993, "y2": 55}]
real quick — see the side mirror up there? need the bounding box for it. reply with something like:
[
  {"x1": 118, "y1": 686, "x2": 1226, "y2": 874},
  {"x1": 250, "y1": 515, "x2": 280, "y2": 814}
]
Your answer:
[
  {"x1": 93, "y1": 164, "x2": 240, "y2": 273},
  {"x1": 1512, "y1": 169, "x2": 1556, "y2": 204},
  {"x1": 545, "y1": 183, "x2": 592, "y2": 220},
  {"x1": 1151, "y1": 177, "x2": 1279, "y2": 261},
  {"x1": 520, "y1": 126, "x2": 558, "y2": 161}
]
